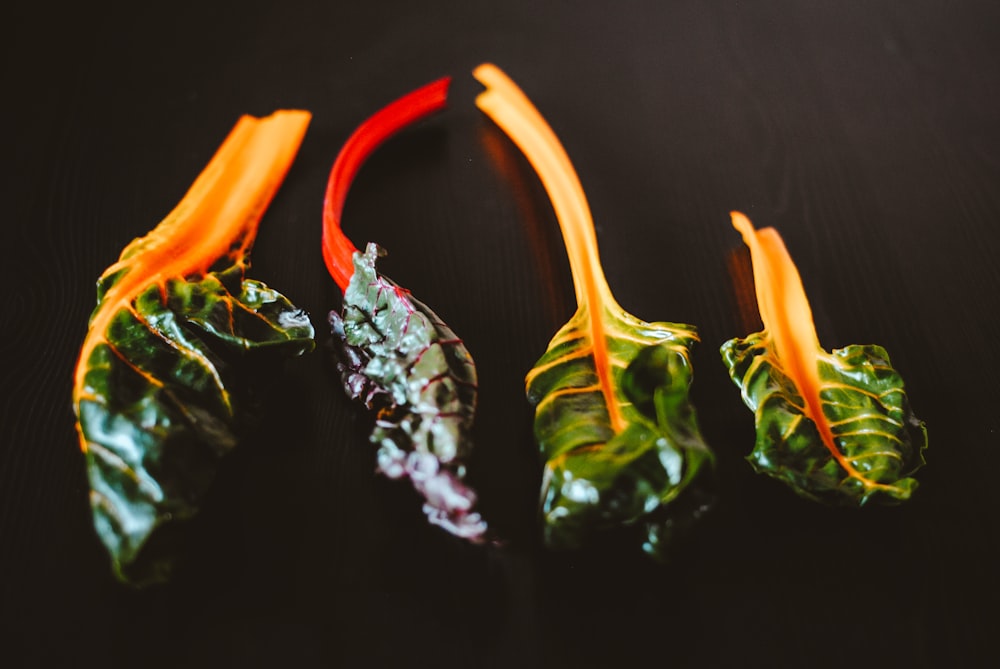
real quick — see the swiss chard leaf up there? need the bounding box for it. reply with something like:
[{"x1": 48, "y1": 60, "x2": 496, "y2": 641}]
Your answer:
[
  {"x1": 329, "y1": 244, "x2": 485, "y2": 539},
  {"x1": 474, "y1": 63, "x2": 714, "y2": 557},
  {"x1": 73, "y1": 111, "x2": 315, "y2": 586},
  {"x1": 721, "y1": 212, "x2": 927, "y2": 506},
  {"x1": 321, "y1": 78, "x2": 488, "y2": 542}
]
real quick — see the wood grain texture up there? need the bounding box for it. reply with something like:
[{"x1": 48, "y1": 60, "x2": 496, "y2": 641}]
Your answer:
[{"x1": 2, "y1": 1, "x2": 998, "y2": 667}]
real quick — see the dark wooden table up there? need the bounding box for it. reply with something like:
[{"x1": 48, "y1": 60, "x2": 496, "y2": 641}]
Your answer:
[{"x1": 4, "y1": 1, "x2": 998, "y2": 667}]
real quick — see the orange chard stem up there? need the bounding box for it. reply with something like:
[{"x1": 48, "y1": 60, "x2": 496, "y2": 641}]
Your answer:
[
  {"x1": 474, "y1": 63, "x2": 624, "y2": 432},
  {"x1": 731, "y1": 211, "x2": 875, "y2": 487},
  {"x1": 73, "y1": 110, "x2": 311, "y2": 449},
  {"x1": 322, "y1": 76, "x2": 452, "y2": 291}
]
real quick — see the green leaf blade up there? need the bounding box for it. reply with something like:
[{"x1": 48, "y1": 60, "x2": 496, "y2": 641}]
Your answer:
[
  {"x1": 77, "y1": 269, "x2": 315, "y2": 586},
  {"x1": 529, "y1": 305, "x2": 714, "y2": 557},
  {"x1": 330, "y1": 243, "x2": 486, "y2": 541},
  {"x1": 722, "y1": 332, "x2": 927, "y2": 506}
]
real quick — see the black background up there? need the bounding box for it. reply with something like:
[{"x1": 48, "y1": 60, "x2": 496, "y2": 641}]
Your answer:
[{"x1": 3, "y1": 1, "x2": 999, "y2": 667}]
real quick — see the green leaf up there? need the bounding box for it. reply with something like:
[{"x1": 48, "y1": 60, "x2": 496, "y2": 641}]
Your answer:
[
  {"x1": 722, "y1": 331, "x2": 927, "y2": 506},
  {"x1": 528, "y1": 304, "x2": 714, "y2": 557},
  {"x1": 329, "y1": 243, "x2": 486, "y2": 541},
  {"x1": 77, "y1": 264, "x2": 314, "y2": 586}
]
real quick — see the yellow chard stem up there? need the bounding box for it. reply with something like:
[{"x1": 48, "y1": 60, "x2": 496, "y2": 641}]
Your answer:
[
  {"x1": 474, "y1": 63, "x2": 625, "y2": 431},
  {"x1": 473, "y1": 64, "x2": 616, "y2": 310}
]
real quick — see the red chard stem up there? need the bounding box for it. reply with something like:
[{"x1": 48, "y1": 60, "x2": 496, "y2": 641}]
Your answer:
[{"x1": 322, "y1": 76, "x2": 452, "y2": 290}]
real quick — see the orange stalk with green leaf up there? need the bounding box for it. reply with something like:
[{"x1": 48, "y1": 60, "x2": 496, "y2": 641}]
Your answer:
[
  {"x1": 722, "y1": 211, "x2": 927, "y2": 505},
  {"x1": 73, "y1": 111, "x2": 315, "y2": 586},
  {"x1": 475, "y1": 63, "x2": 713, "y2": 557}
]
